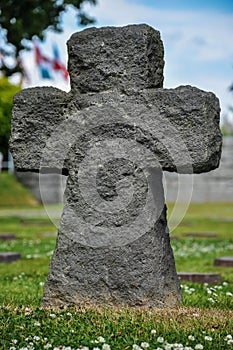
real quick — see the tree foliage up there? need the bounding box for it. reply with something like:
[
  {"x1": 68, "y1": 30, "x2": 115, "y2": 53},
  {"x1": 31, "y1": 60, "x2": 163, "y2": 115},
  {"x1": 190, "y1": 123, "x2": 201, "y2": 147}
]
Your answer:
[
  {"x1": 0, "y1": 0, "x2": 97, "y2": 76},
  {"x1": 0, "y1": 78, "x2": 21, "y2": 159}
]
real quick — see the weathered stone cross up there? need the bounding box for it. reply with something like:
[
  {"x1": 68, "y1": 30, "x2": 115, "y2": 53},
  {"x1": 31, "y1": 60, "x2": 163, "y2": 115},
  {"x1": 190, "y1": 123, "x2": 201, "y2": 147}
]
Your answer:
[{"x1": 10, "y1": 24, "x2": 222, "y2": 307}]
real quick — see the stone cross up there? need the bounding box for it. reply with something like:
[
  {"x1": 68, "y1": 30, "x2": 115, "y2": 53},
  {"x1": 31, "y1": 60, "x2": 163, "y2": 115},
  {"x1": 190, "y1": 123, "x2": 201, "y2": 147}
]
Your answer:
[{"x1": 10, "y1": 24, "x2": 222, "y2": 307}]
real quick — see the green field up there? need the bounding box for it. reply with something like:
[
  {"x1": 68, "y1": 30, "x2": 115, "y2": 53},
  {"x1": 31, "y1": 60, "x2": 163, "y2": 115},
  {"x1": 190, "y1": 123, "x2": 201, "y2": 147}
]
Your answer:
[{"x1": 0, "y1": 173, "x2": 232, "y2": 350}]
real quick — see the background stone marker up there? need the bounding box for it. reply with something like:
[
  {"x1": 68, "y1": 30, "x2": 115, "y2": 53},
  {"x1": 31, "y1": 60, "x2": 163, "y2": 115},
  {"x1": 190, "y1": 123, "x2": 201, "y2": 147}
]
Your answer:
[
  {"x1": 0, "y1": 234, "x2": 16, "y2": 241},
  {"x1": 20, "y1": 219, "x2": 49, "y2": 226},
  {"x1": 10, "y1": 24, "x2": 222, "y2": 307},
  {"x1": 183, "y1": 232, "x2": 217, "y2": 238},
  {"x1": 178, "y1": 272, "x2": 222, "y2": 284},
  {"x1": 214, "y1": 257, "x2": 233, "y2": 267},
  {"x1": 0, "y1": 252, "x2": 21, "y2": 263}
]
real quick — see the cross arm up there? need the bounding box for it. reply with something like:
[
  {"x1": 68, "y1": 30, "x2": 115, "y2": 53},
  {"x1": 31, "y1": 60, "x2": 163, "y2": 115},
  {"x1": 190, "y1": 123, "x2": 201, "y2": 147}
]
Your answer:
[
  {"x1": 10, "y1": 87, "x2": 69, "y2": 173},
  {"x1": 67, "y1": 84, "x2": 222, "y2": 174},
  {"x1": 143, "y1": 85, "x2": 222, "y2": 173}
]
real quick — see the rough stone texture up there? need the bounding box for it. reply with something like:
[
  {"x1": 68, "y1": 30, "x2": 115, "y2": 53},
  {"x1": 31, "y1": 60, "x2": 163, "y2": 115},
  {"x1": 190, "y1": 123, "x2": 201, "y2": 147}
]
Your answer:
[
  {"x1": 10, "y1": 24, "x2": 222, "y2": 307},
  {"x1": 10, "y1": 87, "x2": 68, "y2": 173},
  {"x1": 68, "y1": 24, "x2": 164, "y2": 93},
  {"x1": 178, "y1": 273, "x2": 222, "y2": 284},
  {"x1": 11, "y1": 86, "x2": 221, "y2": 174},
  {"x1": 0, "y1": 252, "x2": 21, "y2": 263},
  {"x1": 42, "y1": 168, "x2": 182, "y2": 307},
  {"x1": 214, "y1": 257, "x2": 233, "y2": 267}
]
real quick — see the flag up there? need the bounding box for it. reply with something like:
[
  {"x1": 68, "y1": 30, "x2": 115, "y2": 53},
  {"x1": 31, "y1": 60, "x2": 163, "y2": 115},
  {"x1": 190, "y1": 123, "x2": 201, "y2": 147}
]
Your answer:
[
  {"x1": 34, "y1": 41, "x2": 69, "y2": 81},
  {"x1": 34, "y1": 42, "x2": 52, "y2": 79},
  {"x1": 52, "y1": 43, "x2": 69, "y2": 80}
]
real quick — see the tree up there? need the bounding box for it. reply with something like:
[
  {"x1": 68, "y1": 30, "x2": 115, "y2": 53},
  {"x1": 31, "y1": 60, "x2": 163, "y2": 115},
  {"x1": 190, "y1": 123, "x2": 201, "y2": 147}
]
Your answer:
[
  {"x1": 0, "y1": 78, "x2": 21, "y2": 159},
  {"x1": 0, "y1": 0, "x2": 97, "y2": 77}
]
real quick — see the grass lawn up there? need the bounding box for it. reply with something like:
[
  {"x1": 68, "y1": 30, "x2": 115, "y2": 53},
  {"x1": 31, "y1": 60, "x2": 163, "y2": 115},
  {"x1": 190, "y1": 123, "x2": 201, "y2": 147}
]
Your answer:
[
  {"x1": 0, "y1": 173, "x2": 39, "y2": 208},
  {"x1": 0, "y1": 173, "x2": 232, "y2": 350}
]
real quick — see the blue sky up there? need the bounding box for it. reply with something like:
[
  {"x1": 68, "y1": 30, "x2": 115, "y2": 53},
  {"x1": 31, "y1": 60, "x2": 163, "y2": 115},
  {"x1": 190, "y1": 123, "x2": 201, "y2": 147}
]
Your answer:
[
  {"x1": 22, "y1": 0, "x2": 233, "y2": 122},
  {"x1": 126, "y1": 0, "x2": 233, "y2": 12}
]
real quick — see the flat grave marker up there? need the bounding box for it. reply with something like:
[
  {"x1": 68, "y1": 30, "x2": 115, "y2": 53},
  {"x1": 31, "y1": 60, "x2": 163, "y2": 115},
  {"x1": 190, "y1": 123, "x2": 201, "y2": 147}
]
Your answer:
[
  {"x1": 178, "y1": 272, "x2": 222, "y2": 284},
  {"x1": 0, "y1": 234, "x2": 16, "y2": 241},
  {"x1": 183, "y1": 232, "x2": 217, "y2": 238},
  {"x1": 214, "y1": 257, "x2": 233, "y2": 267},
  {"x1": 0, "y1": 252, "x2": 21, "y2": 263},
  {"x1": 20, "y1": 219, "x2": 50, "y2": 226}
]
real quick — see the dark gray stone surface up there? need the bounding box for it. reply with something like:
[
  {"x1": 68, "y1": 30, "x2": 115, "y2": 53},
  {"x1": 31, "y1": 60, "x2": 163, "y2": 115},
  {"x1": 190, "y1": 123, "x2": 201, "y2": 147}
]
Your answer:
[
  {"x1": 42, "y1": 168, "x2": 182, "y2": 307},
  {"x1": 10, "y1": 24, "x2": 222, "y2": 307},
  {"x1": 68, "y1": 24, "x2": 164, "y2": 93},
  {"x1": 11, "y1": 85, "x2": 221, "y2": 174},
  {"x1": 10, "y1": 87, "x2": 68, "y2": 172}
]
